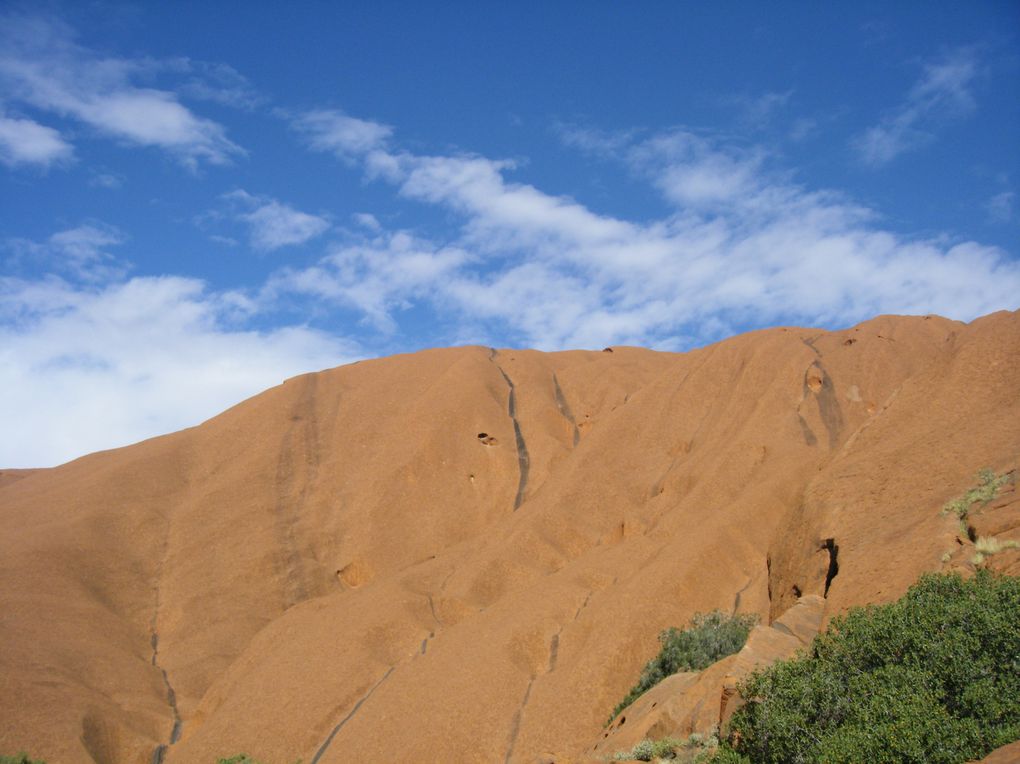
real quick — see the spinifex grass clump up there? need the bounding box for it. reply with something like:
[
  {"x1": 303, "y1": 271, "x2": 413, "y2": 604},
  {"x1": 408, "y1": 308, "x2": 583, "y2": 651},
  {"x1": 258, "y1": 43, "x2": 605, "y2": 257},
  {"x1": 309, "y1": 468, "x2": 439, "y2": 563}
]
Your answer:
[
  {"x1": 608, "y1": 611, "x2": 757, "y2": 725},
  {"x1": 942, "y1": 468, "x2": 1009, "y2": 534},
  {"x1": 613, "y1": 732, "x2": 721, "y2": 762},
  {"x1": 723, "y1": 571, "x2": 1020, "y2": 764}
]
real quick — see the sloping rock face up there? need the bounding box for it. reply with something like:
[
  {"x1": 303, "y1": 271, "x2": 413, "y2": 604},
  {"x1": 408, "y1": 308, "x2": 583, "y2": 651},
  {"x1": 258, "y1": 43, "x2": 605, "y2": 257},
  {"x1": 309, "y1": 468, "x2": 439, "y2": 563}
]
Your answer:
[
  {"x1": 592, "y1": 596, "x2": 825, "y2": 760},
  {"x1": 976, "y1": 739, "x2": 1020, "y2": 763},
  {"x1": 1, "y1": 311, "x2": 1018, "y2": 763}
]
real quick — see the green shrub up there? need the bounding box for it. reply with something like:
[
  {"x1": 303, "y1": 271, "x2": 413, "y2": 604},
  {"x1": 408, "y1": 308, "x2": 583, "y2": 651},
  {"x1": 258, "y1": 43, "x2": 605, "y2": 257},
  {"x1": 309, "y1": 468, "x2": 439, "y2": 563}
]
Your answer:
[
  {"x1": 0, "y1": 755, "x2": 45, "y2": 764},
  {"x1": 608, "y1": 611, "x2": 757, "y2": 724},
  {"x1": 723, "y1": 570, "x2": 1020, "y2": 763}
]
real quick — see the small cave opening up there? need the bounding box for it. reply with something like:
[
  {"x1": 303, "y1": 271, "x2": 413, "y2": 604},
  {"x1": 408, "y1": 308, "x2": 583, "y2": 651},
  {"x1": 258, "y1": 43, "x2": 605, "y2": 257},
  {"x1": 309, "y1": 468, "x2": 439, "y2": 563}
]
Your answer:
[
  {"x1": 791, "y1": 584, "x2": 802, "y2": 598},
  {"x1": 821, "y1": 538, "x2": 840, "y2": 598},
  {"x1": 477, "y1": 432, "x2": 488, "y2": 439}
]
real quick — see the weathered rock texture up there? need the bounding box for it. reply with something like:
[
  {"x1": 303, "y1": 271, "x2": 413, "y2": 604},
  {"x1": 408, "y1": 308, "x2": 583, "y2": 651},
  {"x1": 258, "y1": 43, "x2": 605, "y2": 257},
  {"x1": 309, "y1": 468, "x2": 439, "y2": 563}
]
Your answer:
[{"x1": 1, "y1": 311, "x2": 1018, "y2": 763}]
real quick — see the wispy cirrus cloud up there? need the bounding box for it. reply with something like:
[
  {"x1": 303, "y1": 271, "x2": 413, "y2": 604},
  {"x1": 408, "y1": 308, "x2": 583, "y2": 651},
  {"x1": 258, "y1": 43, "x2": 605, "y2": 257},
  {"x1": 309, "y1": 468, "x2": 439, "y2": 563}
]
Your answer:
[
  {"x1": 282, "y1": 109, "x2": 1019, "y2": 349},
  {"x1": 853, "y1": 49, "x2": 980, "y2": 167},
  {"x1": 0, "y1": 112, "x2": 73, "y2": 167},
  {"x1": 224, "y1": 190, "x2": 331, "y2": 251},
  {"x1": 0, "y1": 14, "x2": 243, "y2": 169},
  {"x1": 5, "y1": 222, "x2": 128, "y2": 282},
  {"x1": 987, "y1": 191, "x2": 1015, "y2": 224},
  {"x1": 725, "y1": 89, "x2": 794, "y2": 130}
]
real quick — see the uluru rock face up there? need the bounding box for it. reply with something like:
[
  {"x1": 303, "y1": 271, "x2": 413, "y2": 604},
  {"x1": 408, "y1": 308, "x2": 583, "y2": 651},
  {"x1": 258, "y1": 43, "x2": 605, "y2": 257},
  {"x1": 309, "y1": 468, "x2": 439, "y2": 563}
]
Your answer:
[{"x1": 1, "y1": 311, "x2": 1018, "y2": 763}]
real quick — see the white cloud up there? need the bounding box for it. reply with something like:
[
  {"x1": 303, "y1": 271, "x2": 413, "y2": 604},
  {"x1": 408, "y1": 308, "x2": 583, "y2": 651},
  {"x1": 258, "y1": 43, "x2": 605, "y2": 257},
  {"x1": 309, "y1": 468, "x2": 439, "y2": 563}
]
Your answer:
[
  {"x1": 853, "y1": 50, "x2": 979, "y2": 167},
  {"x1": 987, "y1": 191, "x2": 1014, "y2": 224},
  {"x1": 6, "y1": 223, "x2": 127, "y2": 282},
  {"x1": 291, "y1": 109, "x2": 393, "y2": 160},
  {"x1": 0, "y1": 15, "x2": 242, "y2": 168},
  {"x1": 631, "y1": 131, "x2": 765, "y2": 208},
  {"x1": 287, "y1": 111, "x2": 1020, "y2": 350},
  {"x1": 88, "y1": 171, "x2": 124, "y2": 188},
  {"x1": 175, "y1": 60, "x2": 263, "y2": 110},
  {"x1": 726, "y1": 89, "x2": 793, "y2": 129},
  {"x1": 0, "y1": 275, "x2": 354, "y2": 467},
  {"x1": 225, "y1": 190, "x2": 331, "y2": 250},
  {"x1": 789, "y1": 117, "x2": 817, "y2": 142},
  {"x1": 0, "y1": 113, "x2": 72, "y2": 167},
  {"x1": 555, "y1": 123, "x2": 638, "y2": 156},
  {"x1": 267, "y1": 230, "x2": 471, "y2": 332},
  {"x1": 352, "y1": 212, "x2": 382, "y2": 232}
]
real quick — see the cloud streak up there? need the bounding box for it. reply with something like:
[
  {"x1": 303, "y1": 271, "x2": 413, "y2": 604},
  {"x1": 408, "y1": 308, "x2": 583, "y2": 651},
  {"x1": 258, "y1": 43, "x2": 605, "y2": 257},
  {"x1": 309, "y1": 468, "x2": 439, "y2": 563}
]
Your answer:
[
  {"x1": 0, "y1": 112, "x2": 73, "y2": 167},
  {"x1": 853, "y1": 49, "x2": 979, "y2": 167},
  {"x1": 0, "y1": 14, "x2": 242, "y2": 168}
]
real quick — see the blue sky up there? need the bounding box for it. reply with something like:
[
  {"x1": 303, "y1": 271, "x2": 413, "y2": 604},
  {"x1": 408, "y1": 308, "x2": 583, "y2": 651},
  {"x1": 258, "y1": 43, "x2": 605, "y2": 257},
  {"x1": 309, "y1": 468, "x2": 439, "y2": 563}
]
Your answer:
[{"x1": 1, "y1": 1, "x2": 1018, "y2": 467}]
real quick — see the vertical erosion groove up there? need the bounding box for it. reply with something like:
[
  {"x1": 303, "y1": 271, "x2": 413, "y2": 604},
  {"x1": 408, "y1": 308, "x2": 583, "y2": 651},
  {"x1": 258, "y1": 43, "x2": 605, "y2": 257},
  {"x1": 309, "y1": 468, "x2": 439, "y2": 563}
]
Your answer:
[
  {"x1": 310, "y1": 666, "x2": 396, "y2": 764},
  {"x1": 490, "y1": 354, "x2": 530, "y2": 510},
  {"x1": 150, "y1": 490, "x2": 181, "y2": 763},
  {"x1": 548, "y1": 633, "x2": 560, "y2": 673},
  {"x1": 552, "y1": 373, "x2": 580, "y2": 447},
  {"x1": 504, "y1": 680, "x2": 534, "y2": 764},
  {"x1": 274, "y1": 374, "x2": 320, "y2": 609},
  {"x1": 149, "y1": 632, "x2": 182, "y2": 762}
]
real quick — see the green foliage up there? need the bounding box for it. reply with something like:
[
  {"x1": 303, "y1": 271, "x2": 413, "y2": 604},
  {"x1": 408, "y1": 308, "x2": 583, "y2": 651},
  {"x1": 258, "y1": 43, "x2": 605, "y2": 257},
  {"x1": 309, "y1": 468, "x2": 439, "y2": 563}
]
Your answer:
[
  {"x1": 942, "y1": 468, "x2": 1008, "y2": 533},
  {"x1": 723, "y1": 571, "x2": 1020, "y2": 763},
  {"x1": 218, "y1": 757, "x2": 264, "y2": 764},
  {"x1": 0, "y1": 755, "x2": 45, "y2": 764},
  {"x1": 608, "y1": 611, "x2": 757, "y2": 724},
  {"x1": 702, "y1": 748, "x2": 750, "y2": 764}
]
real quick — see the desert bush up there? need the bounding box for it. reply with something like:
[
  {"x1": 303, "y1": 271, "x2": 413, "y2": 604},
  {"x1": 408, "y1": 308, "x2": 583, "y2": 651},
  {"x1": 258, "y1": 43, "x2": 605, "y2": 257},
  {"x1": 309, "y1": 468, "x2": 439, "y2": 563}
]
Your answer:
[
  {"x1": 722, "y1": 570, "x2": 1020, "y2": 763},
  {"x1": 0, "y1": 755, "x2": 45, "y2": 764},
  {"x1": 608, "y1": 611, "x2": 757, "y2": 724}
]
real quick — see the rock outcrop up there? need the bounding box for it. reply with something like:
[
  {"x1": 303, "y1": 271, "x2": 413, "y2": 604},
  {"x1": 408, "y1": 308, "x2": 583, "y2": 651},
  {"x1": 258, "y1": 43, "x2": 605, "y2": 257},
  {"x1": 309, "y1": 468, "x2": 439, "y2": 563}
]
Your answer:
[{"x1": 1, "y1": 311, "x2": 1018, "y2": 763}]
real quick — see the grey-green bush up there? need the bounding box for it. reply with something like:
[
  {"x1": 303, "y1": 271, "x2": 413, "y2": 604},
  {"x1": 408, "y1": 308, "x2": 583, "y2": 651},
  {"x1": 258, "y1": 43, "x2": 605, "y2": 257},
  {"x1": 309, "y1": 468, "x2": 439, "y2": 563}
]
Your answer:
[{"x1": 608, "y1": 610, "x2": 757, "y2": 724}]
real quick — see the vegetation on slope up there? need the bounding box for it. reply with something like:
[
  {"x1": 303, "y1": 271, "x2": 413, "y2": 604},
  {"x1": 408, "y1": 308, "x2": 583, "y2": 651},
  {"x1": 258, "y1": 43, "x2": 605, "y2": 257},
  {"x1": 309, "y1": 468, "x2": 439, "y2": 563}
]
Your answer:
[
  {"x1": 717, "y1": 570, "x2": 1020, "y2": 763},
  {"x1": 942, "y1": 468, "x2": 1009, "y2": 535},
  {"x1": 608, "y1": 611, "x2": 758, "y2": 724}
]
